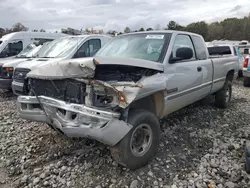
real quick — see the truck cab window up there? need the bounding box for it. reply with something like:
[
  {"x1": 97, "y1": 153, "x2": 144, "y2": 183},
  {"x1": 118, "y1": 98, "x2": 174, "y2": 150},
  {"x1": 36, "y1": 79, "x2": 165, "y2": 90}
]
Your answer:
[
  {"x1": 171, "y1": 35, "x2": 195, "y2": 60},
  {"x1": 0, "y1": 40, "x2": 23, "y2": 57},
  {"x1": 75, "y1": 39, "x2": 101, "y2": 58},
  {"x1": 191, "y1": 36, "x2": 207, "y2": 59},
  {"x1": 244, "y1": 48, "x2": 249, "y2": 55}
]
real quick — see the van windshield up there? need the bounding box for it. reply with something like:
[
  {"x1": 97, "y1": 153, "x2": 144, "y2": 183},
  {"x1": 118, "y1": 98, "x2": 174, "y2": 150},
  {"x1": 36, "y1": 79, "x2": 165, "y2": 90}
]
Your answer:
[
  {"x1": 16, "y1": 44, "x2": 36, "y2": 58},
  {"x1": 38, "y1": 37, "x2": 83, "y2": 58},
  {"x1": 95, "y1": 33, "x2": 169, "y2": 62}
]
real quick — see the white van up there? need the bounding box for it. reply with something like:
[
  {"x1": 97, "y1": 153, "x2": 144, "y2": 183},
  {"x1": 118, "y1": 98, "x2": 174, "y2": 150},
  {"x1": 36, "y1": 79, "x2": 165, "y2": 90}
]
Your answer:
[
  {"x1": 0, "y1": 42, "x2": 52, "y2": 90},
  {"x1": 0, "y1": 31, "x2": 66, "y2": 58},
  {"x1": 12, "y1": 34, "x2": 112, "y2": 95}
]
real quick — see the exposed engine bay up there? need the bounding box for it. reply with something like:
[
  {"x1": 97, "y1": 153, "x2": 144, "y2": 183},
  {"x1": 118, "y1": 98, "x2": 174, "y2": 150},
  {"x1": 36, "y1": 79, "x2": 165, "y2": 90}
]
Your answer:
[
  {"x1": 94, "y1": 65, "x2": 158, "y2": 82},
  {"x1": 28, "y1": 65, "x2": 160, "y2": 109}
]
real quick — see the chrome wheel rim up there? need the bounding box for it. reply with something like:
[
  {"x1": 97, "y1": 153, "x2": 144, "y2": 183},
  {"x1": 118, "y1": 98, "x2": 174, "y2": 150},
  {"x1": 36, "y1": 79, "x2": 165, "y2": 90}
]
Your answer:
[{"x1": 130, "y1": 123, "x2": 153, "y2": 157}]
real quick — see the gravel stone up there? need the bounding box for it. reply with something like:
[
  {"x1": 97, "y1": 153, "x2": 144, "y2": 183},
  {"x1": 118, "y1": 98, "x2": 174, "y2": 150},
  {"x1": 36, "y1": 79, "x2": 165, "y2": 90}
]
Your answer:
[
  {"x1": 130, "y1": 180, "x2": 139, "y2": 188},
  {"x1": 0, "y1": 80, "x2": 249, "y2": 188}
]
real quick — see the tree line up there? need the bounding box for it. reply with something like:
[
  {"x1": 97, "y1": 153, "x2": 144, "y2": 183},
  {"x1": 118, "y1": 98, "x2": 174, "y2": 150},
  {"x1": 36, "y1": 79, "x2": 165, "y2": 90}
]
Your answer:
[
  {"x1": 2, "y1": 14, "x2": 250, "y2": 41},
  {"x1": 0, "y1": 23, "x2": 47, "y2": 38},
  {"x1": 109, "y1": 14, "x2": 250, "y2": 41}
]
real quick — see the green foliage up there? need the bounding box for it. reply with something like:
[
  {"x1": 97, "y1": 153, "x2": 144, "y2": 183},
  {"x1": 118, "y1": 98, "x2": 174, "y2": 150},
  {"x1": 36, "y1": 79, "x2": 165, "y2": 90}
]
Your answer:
[{"x1": 124, "y1": 27, "x2": 131, "y2": 33}]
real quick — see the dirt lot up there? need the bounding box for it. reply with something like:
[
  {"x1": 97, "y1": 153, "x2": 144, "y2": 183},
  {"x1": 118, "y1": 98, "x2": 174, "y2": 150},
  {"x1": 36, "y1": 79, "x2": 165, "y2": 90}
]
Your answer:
[{"x1": 0, "y1": 78, "x2": 250, "y2": 188}]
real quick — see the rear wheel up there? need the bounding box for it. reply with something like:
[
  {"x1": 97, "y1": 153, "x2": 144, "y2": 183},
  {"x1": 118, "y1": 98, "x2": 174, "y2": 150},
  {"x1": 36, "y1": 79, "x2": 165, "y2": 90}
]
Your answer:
[
  {"x1": 238, "y1": 70, "x2": 243, "y2": 78},
  {"x1": 245, "y1": 142, "x2": 250, "y2": 174},
  {"x1": 215, "y1": 79, "x2": 232, "y2": 108},
  {"x1": 244, "y1": 77, "x2": 250, "y2": 87},
  {"x1": 110, "y1": 109, "x2": 160, "y2": 170}
]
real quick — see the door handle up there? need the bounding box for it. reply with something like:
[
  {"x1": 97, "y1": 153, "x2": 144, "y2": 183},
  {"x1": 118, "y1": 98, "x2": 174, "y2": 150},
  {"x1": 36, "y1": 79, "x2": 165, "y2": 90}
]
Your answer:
[{"x1": 197, "y1": 66, "x2": 202, "y2": 72}]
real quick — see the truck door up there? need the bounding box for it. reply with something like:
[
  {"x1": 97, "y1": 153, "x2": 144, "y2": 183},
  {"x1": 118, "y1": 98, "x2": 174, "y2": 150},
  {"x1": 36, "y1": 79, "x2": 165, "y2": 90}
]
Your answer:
[
  {"x1": 191, "y1": 35, "x2": 213, "y2": 95},
  {"x1": 164, "y1": 34, "x2": 205, "y2": 115}
]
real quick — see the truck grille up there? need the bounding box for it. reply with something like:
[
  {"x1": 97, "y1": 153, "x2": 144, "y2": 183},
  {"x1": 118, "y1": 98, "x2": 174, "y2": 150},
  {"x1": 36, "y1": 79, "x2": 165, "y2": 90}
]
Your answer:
[
  {"x1": 13, "y1": 68, "x2": 31, "y2": 83},
  {"x1": 29, "y1": 78, "x2": 87, "y2": 104}
]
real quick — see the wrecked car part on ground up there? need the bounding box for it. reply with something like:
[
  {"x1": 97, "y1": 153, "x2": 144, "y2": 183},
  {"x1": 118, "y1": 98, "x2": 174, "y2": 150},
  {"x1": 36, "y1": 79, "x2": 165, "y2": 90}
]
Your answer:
[{"x1": 17, "y1": 31, "x2": 239, "y2": 170}]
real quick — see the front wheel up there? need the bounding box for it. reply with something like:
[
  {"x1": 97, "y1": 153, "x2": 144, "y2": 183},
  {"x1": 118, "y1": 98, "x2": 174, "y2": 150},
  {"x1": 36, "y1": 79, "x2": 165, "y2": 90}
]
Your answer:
[
  {"x1": 215, "y1": 79, "x2": 232, "y2": 108},
  {"x1": 110, "y1": 109, "x2": 160, "y2": 170}
]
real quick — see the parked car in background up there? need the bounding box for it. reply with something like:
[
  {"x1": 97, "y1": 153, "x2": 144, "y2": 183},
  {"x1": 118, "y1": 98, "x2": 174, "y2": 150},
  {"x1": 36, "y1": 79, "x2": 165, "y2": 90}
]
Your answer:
[
  {"x1": 207, "y1": 44, "x2": 243, "y2": 77},
  {"x1": 243, "y1": 55, "x2": 250, "y2": 87},
  {"x1": 17, "y1": 31, "x2": 239, "y2": 169},
  {"x1": 0, "y1": 31, "x2": 66, "y2": 59},
  {"x1": 12, "y1": 34, "x2": 112, "y2": 95},
  {"x1": 0, "y1": 42, "x2": 51, "y2": 90}
]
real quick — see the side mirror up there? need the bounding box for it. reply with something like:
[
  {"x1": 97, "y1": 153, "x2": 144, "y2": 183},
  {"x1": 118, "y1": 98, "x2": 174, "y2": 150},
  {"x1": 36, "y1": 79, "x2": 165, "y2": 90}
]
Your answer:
[
  {"x1": 170, "y1": 47, "x2": 193, "y2": 63},
  {"x1": 77, "y1": 51, "x2": 87, "y2": 58},
  {"x1": 92, "y1": 49, "x2": 99, "y2": 56},
  {"x1": 0, "y1": 51, "x2": 7, "y2": 58}
]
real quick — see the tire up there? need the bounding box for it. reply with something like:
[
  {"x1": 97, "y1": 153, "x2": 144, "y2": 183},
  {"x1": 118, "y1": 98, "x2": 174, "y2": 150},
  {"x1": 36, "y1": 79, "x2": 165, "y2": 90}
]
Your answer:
[
  {"x1": 110, "y1": 109, "x2": 160, "y2": 170},
  {"x1": 238, "y1": 70, "x2": 243, "y2": 78},
  {"x1": 246, "y1": 145, "x2": 250, "y2": 174},
  {"x1": 215, "y1": 79, "x2": 232, "y2": 108},
  {"x1": 244, "y1": 77, "x2": 250, "y2": 87}
]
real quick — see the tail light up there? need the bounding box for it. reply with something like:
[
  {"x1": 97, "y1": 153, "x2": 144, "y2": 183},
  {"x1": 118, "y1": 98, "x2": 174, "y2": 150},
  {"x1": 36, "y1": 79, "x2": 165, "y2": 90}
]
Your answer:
[{"x1": 244, "y1": 58, "x2": 249, "y2": 68}]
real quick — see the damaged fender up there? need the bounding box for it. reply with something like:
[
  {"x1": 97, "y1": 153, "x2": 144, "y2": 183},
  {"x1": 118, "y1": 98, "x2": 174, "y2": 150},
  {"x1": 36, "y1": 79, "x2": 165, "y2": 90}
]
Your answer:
[{"x1": 27, "y1": 57, "x2": 96, "y2": 79}]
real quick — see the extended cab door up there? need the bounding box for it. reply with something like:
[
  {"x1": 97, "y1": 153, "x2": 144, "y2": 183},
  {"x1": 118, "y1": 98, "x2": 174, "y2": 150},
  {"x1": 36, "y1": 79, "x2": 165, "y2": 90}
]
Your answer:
[{"x1": 163, "y1": 34, "x2": 206, "y2": 115}]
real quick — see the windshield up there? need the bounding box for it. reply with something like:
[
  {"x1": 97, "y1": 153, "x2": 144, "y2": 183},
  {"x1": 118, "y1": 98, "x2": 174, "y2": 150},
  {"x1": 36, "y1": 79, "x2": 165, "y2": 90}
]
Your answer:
[
  {"x1": 95, "y1": 33, "x2": 168, "y2": 62},
  {"x1": 37, "y1": 37, "x2": 83, "y2": 58},
  {"x1": 16, "y1": 44, "x2": 36, "y2": 58},
  {"x1": 26, "y1": 45, "x2": 43, "y2": 58},
  {"x1": 0, "y1": 41, "x2": 2, "y2": 45}
]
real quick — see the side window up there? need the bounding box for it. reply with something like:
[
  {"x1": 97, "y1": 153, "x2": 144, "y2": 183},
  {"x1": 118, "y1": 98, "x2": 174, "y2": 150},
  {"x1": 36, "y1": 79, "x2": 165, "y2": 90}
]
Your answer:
[
  {"x1": 233, "y1": 47, "x2": 237, "y2": 56},
  {"x1": 89, "y1": 39, "x2": 101, "y2": 56},
  {"x1": 171, "y1": 34, "x2": 195, "y2": 60},
  {"x1": 191, "y1": 36, "x2": 207, "y2": 59},
  {"x1": 244, "y1": 48, "x2": 249, "y2": 55},
  {"x1": 75, "y1": 41, "x2": 89, "y2": 58},
  {"x1": 74, "y1": 39, "x2": 101, "y2": 58},
  {"x1": 0, "y1": 40, "x2": 23, "y2": 57}
]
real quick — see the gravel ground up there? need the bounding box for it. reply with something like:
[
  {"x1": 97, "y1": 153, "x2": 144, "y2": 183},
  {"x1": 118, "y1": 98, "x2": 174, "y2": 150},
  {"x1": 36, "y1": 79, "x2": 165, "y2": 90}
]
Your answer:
[{"x1": 0, "y1": 78, "x2": 250, "y2": 188}]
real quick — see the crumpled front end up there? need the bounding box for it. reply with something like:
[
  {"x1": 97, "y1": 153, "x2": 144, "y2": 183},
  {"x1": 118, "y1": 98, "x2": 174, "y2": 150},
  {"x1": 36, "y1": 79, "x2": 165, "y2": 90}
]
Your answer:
[
  {"x1": 17, "y1": 95, "x2": 132, "y2": 146},
  {"x1": 17, "y1": 57, "x2": 166, "y2": 145}
]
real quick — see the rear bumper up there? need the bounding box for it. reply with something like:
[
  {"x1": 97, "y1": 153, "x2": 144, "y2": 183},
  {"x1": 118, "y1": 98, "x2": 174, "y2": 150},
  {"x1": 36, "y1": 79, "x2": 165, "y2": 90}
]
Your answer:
[
  {"x1": 12, "y1": 81, "x2": 25, "y2": 95},
  {"x1": 17, "y1": 96, "x2": 132, "y2": 146},
  {"x1": 243, "y1": 70, "x2": 250, "y2": 78},
  {"x1": 0, "y1": 78, "x2": 12, "y2": 90}
]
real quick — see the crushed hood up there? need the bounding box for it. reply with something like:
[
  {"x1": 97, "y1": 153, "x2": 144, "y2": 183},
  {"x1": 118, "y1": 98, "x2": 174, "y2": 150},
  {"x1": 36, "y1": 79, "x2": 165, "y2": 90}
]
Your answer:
[
  {"x1": 27, "y1": 56, "x2": 164, "y2": 80},
  {"x1": 15, "y1": 57, "x2": 64, "y2": 70},
  {"x1": 27, "y1": 57, "x2": 95, "y2": 79},
  {"x1": 94, "y1": 56, "x2": 164, "y2": 71}
]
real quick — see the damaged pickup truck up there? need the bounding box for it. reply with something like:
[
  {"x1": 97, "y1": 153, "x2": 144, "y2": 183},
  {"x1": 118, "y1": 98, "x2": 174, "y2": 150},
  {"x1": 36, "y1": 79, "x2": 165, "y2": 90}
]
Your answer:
[{"x1": 17, "y1": 31, "x2": 239, "y2": 169}]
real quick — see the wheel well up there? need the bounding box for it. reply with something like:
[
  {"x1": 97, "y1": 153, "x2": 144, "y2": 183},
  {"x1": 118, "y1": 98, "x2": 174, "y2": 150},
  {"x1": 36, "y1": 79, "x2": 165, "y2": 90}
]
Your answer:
[
  {"x1": 129, "y1": 91, "x2": 164, "y2": 118},
  {"x1": 226, "y1": 70, "x2": 234, "y2": 82}
]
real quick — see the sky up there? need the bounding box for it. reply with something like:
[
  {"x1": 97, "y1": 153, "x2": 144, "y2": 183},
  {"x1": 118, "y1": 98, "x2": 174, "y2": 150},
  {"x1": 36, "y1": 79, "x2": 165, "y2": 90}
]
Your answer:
[{"x1": 0, "y1": 0, "x2": 249, "y2": 32}]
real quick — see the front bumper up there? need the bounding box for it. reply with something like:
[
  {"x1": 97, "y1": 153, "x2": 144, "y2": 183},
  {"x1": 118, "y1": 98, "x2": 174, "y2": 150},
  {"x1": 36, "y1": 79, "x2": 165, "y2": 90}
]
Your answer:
[
  {"x1": 17, "y1": 96, "x2": 132, "y2": 146},
  {"x1": 0, "y1": 78, "x2": 12, "y2": 90},
  {"x1": 12, "y1": 81, "x2": 25, "y2": 95}
]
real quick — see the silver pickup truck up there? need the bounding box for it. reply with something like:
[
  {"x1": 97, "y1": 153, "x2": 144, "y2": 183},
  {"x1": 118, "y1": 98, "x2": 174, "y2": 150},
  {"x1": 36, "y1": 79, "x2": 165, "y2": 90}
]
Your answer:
[{"x1": 17, "y1": 31, "x2": 239, "y2": 169}]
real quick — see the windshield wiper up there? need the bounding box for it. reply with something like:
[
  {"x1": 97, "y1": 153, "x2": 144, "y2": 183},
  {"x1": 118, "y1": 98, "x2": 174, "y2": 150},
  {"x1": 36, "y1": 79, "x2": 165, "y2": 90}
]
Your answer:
[
  {"x1": 16, "y1": 55, "x2": 27, "y2": 58},
  {"x1": 38, "y1": 56, "x2": 54, "y2": 58}
]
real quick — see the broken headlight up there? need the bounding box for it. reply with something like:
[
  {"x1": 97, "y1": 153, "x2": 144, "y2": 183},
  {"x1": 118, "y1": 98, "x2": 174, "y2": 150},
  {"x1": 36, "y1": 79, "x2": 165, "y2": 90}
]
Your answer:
[{"x1": 91, "y1": 84, "x2": 119, "y2": 108}]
